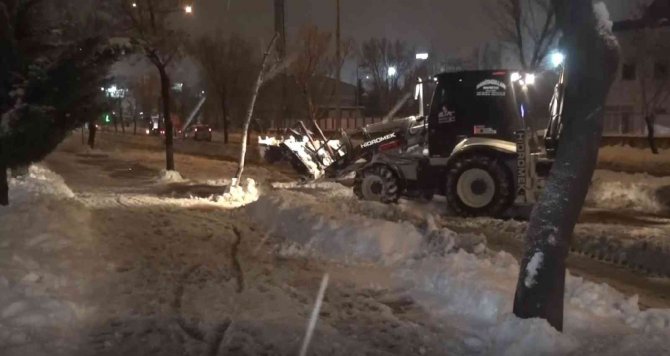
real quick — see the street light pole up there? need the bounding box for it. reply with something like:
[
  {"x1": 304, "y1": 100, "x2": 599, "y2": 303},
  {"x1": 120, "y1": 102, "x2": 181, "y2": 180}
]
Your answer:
[
  {"x1": 335, "y1": 0, "x2": 341, "y2": 129},
  {"x1": 275, "y1": 0, "x2": 287, "y2": 129}
]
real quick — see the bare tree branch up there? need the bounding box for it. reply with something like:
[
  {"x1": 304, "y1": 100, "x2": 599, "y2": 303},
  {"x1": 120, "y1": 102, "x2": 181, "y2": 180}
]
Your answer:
[{"x1": 235, "y1": 33, "x2": 279, "y2": 185}]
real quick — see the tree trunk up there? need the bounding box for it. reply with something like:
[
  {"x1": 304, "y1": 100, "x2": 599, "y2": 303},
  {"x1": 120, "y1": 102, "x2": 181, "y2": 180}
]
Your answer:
[
  {"x1": 221, "y1": 95, "x2": 229, "y2": 144},
  {"x1": 158, "y1": 65, "x2": 175, "y2": 171},
  {"x1": 235, "y1": 34, "x2": 278, "y2": 186},
  {"x1": 513, "y1": 0, "x2": 619, "y2": 332},
  {"x1": 119, "y1": 99, "x2": 125, "y2": 134},
  {"x1": 306, "y1": 90, "x2": 317, "y2": 123},
  {"x1": 645, "y1": 114, "x2": 659, "y2": 155},
  {"x1": 0, "y1": 163, "x2": 8, "y2": 206},
  {"x1": 88, "y1": 120, "x2": 97, "y2": 149}
]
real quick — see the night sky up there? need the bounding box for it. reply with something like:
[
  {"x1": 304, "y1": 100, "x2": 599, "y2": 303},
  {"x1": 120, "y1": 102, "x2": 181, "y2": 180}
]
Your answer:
[
  {"x1": 184, "y1": 0, "x2": 637, "y2": 54},
  {"x1": 115, "y1": 0, "x2": 639, "y2": 85}
]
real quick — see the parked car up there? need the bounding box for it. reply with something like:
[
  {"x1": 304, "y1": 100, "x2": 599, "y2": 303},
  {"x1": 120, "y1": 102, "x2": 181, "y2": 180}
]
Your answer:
[{"x1": 184, "y1": 125, "x2": 212, "y2": 141}]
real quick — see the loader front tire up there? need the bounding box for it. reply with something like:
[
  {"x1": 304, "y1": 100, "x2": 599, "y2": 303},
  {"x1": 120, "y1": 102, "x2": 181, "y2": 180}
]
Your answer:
[
  {"x1": 354, "y1": 165, "x2": 400, "y2": 204},
  {"x1": 446, "y1": 154, "x2": 514, "y2": 218}
]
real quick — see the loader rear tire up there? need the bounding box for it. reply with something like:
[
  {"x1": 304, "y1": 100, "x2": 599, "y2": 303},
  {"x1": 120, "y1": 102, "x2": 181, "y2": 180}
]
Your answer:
[
  {"x1": 446, "y1": 154, "x2": 514, "y2": 218},
  {"x1": 354, "y1": 165, "x2": 400, "y2": 204}
]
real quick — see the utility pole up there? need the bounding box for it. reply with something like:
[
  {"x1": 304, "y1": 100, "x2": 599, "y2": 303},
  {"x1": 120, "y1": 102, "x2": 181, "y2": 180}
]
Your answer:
[
  {"x1": 274, "y1": 0, "x2": 287, "y2": 129},
  {"x1": 335, "y1": 0, "x2": 342, "y2": 129}
]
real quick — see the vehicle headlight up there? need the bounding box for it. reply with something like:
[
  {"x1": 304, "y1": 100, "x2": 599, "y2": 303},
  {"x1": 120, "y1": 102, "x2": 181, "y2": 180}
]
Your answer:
[{"x1": 525, "y1": 74, "x2": 536, "y2": 85}]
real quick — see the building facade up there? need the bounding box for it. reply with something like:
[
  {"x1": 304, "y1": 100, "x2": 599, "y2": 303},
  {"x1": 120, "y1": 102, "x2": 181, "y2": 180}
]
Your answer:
[{"x1": 605, "y1": 0, "x2": 670, "y2": 135}]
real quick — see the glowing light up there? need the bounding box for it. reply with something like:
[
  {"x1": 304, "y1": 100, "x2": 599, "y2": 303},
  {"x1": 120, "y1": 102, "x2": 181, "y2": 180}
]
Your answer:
[
  {"x1": 416, "y1": 53, "x2": 429, "y2": 60},
  {"x1": 551, "y1": 52, "x2": 565, "y2": 67},
  {"x1": 387, "y1": 66, "x2": 397, "y2": 77},
  {"x1": 132, "y1": 3, "x2": 137, "y2": 8},
  {"x1": 184, "y1": 5, "x2": 193, "y2": 13},
  {"x1": 511, "y1": 72, "x2": 522, "y2": 82},
  {"x1": 525, "y1": 73, "x2": 536, "y2": 85}
]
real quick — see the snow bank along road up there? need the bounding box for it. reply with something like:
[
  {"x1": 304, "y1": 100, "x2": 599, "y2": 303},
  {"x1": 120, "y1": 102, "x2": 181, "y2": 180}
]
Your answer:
[
  {"x1": 94, "y1": 132, "x2": 670, "y2": 278},
  {"x1": 0, "y1": 138, "x2": 667, "y2": 355}
]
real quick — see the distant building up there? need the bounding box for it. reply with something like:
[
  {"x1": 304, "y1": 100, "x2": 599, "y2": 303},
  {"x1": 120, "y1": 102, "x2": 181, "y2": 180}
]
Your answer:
[
  {"x1": 256, "y1": 75, "x2": 364, "y2": 131},
  {"x1": 606, "y1": 0, "x2": 670, "y2": 135},
  {"x1": 436, "y1": 41, "x2": 522, "y2": 73}
]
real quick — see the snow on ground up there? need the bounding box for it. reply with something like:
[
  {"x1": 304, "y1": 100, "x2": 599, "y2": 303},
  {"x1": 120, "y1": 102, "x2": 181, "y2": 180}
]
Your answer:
[
  {"x1": 4, "y1": 135, "x2": 669, "y2": 354},
  {"x1": 60, "y1": 133, "x2": 291, "y2": 186},
  {"x1": 248, "y1": 189, "x2": 424, "y2": 265},
  {"x1": 588, "y1": 169, "x2": 670, "y2": 214},
  {"x1": 0, "y1": 166, "x2": 95, "y2": 355},
  {"x1": 197, "y1": 178, "x2": 260, "y2": 208},
  {"x1": 7, "y1": 166, "x2": 75, "y2": 203},
  {"x1": 248, "y1": 185, "x2": 670, "y2": 355},
  {"x1": 156, "y1": 169, "x2": 185, "y2": 184}
]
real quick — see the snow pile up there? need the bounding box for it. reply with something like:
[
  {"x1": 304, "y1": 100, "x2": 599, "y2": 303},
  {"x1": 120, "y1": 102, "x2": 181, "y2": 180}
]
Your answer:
[
  {"x1": 156, "y1": 169, "x2": 185, "y2": 184},
  {"x1": 249, "y1": 187, "x2": 670, "y2": 354},
  {"x1": 0, "y1": 166, "x2": 92, "y2": 353},
  {"x1": 395, "y1": 250, "x2": 670, "y2": 355},
  {"x1": 423, "y1": 215, "x2": 487, "y2": 256},
  {"x1": 484, "y1": 315, "x2": 579, "y2": 355},
  {"x1": 271, "y1": 181, "x2": 354, "y2": 199},
  {"x1": 397, "y1": 251, "x2": 518, "y2": 323},
  {"x1": 212, "y1": 178, "x2": 260, "y2": 208},
  {"x1": 247, "y1": 190, "x2": 424, "y2": 264},
  {"x1": 6, "y1": 165, "x2": 75, "y2": 204},
  {"x1": 587, "y1": 170, "x2": 670, "y2": 213}
]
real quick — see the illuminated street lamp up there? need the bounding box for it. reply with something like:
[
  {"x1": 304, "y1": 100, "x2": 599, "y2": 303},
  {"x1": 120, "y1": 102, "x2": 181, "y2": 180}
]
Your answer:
[
  {"x1": 387, "y1": 66, "x2": 397, "y2": 77},
  {"x1": 132, "y1": 2, "x2": 137, "y2": 7},
  {"x1": 551, "y1": 52, "x2": 565, "y2": 68},
  {"x1": 184, "y1": 4, "x2": 193, "y2": 14}
]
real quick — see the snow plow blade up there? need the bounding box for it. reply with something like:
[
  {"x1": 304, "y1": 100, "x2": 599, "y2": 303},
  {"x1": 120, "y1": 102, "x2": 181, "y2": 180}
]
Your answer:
[{"x1": 259, "y1": 121, "x2": 348, "y2": 180}]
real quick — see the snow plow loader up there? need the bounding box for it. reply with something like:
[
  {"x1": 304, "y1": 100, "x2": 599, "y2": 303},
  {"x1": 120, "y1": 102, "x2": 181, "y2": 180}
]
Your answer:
[{"x1": 260, "y1": 69, "x2": 565, "y2": 217}]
